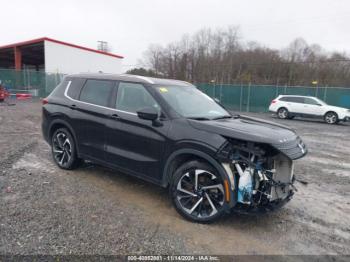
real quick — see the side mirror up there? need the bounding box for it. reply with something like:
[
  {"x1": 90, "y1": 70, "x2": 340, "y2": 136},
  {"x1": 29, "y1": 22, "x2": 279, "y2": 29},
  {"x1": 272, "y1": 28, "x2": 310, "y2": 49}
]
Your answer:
[
  {"x1": 137, "y1": 107, "x2": 159, "y2": 121},
  {"x1": 137, "y1": 107, "x2": 163, "y2": 127}
]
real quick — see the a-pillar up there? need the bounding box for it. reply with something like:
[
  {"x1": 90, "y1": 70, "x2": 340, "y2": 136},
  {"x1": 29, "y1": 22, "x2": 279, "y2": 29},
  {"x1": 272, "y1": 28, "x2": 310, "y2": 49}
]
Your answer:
[{"x1": 14, "y1": 46, "x2": 22, "y2": 70}]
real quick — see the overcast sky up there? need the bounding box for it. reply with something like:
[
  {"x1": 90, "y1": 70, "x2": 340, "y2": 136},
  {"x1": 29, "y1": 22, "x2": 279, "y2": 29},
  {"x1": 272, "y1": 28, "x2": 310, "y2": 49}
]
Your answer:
[{"x1": 2, "y1": 0, "x2": 350, "y2": 70}]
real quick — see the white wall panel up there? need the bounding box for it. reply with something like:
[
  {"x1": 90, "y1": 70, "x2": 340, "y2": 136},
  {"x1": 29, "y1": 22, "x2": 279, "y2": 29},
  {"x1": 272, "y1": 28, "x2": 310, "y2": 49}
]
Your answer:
[{"x1": 44, "y1": 40, "x2": 122, "y2": 74}]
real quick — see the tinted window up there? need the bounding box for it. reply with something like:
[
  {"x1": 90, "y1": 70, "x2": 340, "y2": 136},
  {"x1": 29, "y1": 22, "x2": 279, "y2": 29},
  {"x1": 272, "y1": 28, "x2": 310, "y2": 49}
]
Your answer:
[
  {"x1": 50, "y1": 79, "x2": 69, "y2": 97},
  {"x1": 288, "y1": 97, "x2": 304, "y2": 103},
  {"x1": 116, "y1": 82, "x2": 159, "y2": 113},
  {"x1": 303, "y1": 97, "x2": 319, "y2": 105},
  {"x1": 79, "y1": 80, "x2": 114, "y2": 107},
  {"x1": 67, "y1": 78, "x2": 85, "y2": 99},
  {"x1": 279, "y1": 97, "x2": 291, "y2": 102}
]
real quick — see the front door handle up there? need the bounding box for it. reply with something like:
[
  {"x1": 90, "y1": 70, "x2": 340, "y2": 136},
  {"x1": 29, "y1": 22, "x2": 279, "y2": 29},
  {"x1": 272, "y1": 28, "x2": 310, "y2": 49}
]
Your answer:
[
  {"x1": 110, "y1": 113, "x2": 120, "y2": 120},
  {"x1": 70, "y1": 104, "x2": 77, "y2": 110}
]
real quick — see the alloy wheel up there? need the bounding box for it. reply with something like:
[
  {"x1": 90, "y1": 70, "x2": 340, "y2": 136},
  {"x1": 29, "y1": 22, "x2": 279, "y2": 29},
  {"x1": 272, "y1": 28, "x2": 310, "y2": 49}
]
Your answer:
[
  {"x1": 325, "y1": 113, "x2": 337, "y2": 124},
  {"x1": 175, "y1": 169, "x2": 225, "y2": 219},
  {"x1": 278, "y1": 108, "x2": 288, "y2": 119},
  {"x1": 52, "y1": 132, "x2": 72, "y2": 167}
]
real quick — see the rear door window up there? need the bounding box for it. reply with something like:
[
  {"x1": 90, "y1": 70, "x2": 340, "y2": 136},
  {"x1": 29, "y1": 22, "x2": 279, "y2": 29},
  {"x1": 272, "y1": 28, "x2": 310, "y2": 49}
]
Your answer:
[
  {"x1": 288, "y1": 97, "x2": 304, "y2": 103},
  {"x1": 79, "y1": 79, "x2": 114, "y2": 107}
]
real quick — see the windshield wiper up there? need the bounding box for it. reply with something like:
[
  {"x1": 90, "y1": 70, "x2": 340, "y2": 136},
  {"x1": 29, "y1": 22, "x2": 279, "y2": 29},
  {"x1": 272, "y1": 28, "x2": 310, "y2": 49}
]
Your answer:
[
  {"x1": 187, "y1": 117, "x2": 211, "y2": 121},
  {"x1": 212, "y1": 115, "x2": 232, "y2": 120}
]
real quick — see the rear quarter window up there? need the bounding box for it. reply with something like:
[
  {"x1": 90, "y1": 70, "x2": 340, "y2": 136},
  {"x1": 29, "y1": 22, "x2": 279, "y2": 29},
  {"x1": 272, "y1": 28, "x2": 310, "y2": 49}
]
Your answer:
[
  {"x1": 49, "y1": 79, "x2": 69, "y2": 98},
  {"x1": 279, "y1": 97, "x2": 290, "y2": 102},
  {"x1": 67, "y1": 78, "x2": 86, "y2": 99}
]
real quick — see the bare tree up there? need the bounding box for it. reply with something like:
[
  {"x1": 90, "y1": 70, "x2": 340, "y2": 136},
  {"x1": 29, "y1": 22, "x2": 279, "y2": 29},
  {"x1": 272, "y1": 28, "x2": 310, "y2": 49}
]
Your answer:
[{"x1": 137, "y1": 27, "x2": 350, "y2": 87}]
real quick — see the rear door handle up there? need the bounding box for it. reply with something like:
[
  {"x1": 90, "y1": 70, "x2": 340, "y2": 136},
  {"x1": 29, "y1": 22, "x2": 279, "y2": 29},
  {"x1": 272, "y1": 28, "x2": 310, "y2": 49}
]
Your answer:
[
  {"x1": 110, "y1": 113, "x2": 120, "y2": 120},
  {"x1": 70, "y1": 104, "x2": 77, "y2": 110}
]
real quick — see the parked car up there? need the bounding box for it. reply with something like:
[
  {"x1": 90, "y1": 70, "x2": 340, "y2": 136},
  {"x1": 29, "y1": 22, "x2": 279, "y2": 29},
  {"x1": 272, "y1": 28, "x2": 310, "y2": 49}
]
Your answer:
[
  {"x1": 0, "y1": 85, "x2": 10, "y2": 102},
  {"x1": 269, "y1": 95, "x2": 350, "y2": 124},
  {"x1": 42, "y1": 74, "x2": 307, "y2": 222}
]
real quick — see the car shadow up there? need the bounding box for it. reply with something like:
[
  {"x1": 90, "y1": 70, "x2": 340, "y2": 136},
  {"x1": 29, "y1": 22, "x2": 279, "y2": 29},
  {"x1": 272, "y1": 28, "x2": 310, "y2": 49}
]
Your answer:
[
  {"x1": 75, "y1": 161, "x2": 286, "y2": 230},
  {"x1": 270, "y1": 115, "x2": 350, "y2": 126}
]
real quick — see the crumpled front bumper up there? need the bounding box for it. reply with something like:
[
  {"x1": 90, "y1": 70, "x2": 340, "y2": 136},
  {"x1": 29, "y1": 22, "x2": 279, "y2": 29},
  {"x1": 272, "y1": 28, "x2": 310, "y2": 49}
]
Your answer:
[
  {"x1": 233, "y1": 190, "x2": 294, "y2": 215},
  {"x1": 340, "y1": 116, "x2": 350, "y2": 122}
]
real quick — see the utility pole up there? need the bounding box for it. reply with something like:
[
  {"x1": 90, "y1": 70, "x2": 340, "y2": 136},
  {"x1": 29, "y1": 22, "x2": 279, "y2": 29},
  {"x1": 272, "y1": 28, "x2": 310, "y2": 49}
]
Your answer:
[{"x1": 97, "y1": 41, "x2": 109, "y2": 52}]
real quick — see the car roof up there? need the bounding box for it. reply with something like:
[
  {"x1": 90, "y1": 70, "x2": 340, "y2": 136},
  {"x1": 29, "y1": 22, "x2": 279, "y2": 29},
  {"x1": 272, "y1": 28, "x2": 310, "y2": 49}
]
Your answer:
[
  {"x1": 66, "y1": 73, "x2": 193, "y2": 87},
  {"x1": 279, "y1": 95, "x2": 317, "y2": 98}
]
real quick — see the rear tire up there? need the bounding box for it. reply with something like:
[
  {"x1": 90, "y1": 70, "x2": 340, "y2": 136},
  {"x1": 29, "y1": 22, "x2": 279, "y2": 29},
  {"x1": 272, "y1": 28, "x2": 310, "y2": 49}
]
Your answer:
[
  {"x1": 51, "y1": 128, "x2": 81, "y2": 169},
  {"x1": 277, "y1": 107, "x2": 289, "y2": 119},
  {"x1": 170, "y1": 160, "x2": 226, "y2": 223},
  {"x1": 324, "y1": 112, "x2": 338, "y2": 124}
]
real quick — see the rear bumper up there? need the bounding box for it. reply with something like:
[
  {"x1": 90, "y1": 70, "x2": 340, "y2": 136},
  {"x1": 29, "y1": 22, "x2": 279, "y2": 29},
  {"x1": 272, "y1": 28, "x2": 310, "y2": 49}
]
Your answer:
[{"x1": 41, "y1": 121, "x2": 50, "y2": 144}]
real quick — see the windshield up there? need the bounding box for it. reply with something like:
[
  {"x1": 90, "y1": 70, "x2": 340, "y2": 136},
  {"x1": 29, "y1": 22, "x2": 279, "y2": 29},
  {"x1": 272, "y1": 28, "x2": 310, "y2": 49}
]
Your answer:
[
  {"x1": 155, "y1": 85, "x2": 230, "y2": 119},
  {"x1": 314, "y1": 97, "x2": 327, "y2": 105}
]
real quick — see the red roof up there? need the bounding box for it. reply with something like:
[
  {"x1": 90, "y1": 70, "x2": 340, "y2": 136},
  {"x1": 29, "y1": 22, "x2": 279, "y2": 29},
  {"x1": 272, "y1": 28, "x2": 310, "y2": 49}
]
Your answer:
[{"x1": 0, "y1": 37, "x2": 124, "y2": 59}]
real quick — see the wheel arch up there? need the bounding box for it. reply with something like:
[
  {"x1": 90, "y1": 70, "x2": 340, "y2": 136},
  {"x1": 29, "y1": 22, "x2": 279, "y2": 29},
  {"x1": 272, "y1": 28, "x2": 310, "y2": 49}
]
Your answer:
[
  {"x1": 324, "y1": 110, "x2": 338, "y2": 118},
  {"x1": 277, "y1": 106, "x2": 289, "y2": 112},
  {"x1": 161, "y1": 148, "x2": 228, "y2": 188}
]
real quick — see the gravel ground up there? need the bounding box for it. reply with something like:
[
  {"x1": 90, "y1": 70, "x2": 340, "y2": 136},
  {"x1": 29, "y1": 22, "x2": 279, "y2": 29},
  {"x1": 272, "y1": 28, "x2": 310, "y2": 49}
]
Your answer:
[{"x1": 0, "y1": 100, "x2": 349, "y2": 256}]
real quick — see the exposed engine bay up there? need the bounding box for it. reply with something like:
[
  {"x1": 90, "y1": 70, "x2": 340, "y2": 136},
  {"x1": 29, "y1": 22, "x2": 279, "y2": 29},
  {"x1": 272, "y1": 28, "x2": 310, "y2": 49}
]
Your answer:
[{"x1": 219, "y1": 139, "x2": 297, "y2": 211}]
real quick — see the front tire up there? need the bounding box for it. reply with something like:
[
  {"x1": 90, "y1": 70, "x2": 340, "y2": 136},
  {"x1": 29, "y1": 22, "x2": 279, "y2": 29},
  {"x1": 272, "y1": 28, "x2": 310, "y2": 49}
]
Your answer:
[
  {"x1": 170, "y1": 160, "x2": 226, "y2": 223},
  {"x1": 51, "y1": 128, "x2": 80, "y2": 169},
  {"x1": 324, "y1": 112, "x2": 338, "y2": 124},
  {"x1": 277, "y1": 107, "x2": 289, "y2": 119}
]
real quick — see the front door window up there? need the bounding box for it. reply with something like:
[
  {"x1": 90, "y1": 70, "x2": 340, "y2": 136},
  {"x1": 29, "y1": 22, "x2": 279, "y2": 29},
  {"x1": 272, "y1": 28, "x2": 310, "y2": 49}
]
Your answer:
[{"x1": 115, "y1": 82, "x2": 160, "y2": 114}]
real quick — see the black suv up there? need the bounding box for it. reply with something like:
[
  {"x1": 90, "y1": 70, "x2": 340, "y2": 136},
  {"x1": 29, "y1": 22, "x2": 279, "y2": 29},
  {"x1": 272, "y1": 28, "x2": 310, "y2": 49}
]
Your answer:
[{"x1": 42, "y1": 74, "x2": 307, "y2": 222}]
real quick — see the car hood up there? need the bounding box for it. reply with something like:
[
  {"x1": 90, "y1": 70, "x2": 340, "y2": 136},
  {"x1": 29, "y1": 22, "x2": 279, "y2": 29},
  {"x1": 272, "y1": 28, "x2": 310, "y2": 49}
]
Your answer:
[
  {"x1": 188, "y1": 115, "x2": 297, "y2": 144},
  {"x1": 188, "y1": 115, "x2": 307, "y2": 159}
]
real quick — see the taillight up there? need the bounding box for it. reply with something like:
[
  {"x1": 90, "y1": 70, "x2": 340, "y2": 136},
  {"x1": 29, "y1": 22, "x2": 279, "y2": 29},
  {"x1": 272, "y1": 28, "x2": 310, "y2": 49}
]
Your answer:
[
  {"x1": 271, "y1": 100, "x2": 277, "y2": 104},
  {"x1": 42, "y1": 98, "x2": 48, "y2": 105}
]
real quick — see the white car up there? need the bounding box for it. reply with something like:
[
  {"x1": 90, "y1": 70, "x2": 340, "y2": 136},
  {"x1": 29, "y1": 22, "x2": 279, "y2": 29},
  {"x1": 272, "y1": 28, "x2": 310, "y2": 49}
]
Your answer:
[{"x1": 269, "y1": 95, "x2": 350, "y2": 124}]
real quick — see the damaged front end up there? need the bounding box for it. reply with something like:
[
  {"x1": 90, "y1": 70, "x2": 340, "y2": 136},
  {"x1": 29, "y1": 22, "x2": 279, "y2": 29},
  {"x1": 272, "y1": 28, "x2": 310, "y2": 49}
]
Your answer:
[{"x1": 217, "y1": 137, "x2": 307, "y2": 213}]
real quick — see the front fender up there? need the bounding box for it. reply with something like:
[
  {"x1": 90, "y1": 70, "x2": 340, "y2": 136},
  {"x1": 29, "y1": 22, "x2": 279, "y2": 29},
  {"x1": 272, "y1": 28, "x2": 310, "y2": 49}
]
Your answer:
[{"x1": 161, "y1": 148, "x2": 236, "y2": 210}]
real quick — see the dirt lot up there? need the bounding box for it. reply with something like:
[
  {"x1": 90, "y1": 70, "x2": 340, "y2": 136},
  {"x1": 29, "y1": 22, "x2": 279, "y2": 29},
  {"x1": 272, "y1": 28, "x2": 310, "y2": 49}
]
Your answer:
[{"x1": 0, "y1": 101, "x2": 349, "y2": 256}]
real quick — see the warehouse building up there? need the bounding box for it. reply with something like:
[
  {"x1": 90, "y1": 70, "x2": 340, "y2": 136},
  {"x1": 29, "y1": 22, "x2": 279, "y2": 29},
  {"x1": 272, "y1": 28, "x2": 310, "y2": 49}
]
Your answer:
[{"x1": 0, "y1": 37, "x2": 124, "y2": 74}]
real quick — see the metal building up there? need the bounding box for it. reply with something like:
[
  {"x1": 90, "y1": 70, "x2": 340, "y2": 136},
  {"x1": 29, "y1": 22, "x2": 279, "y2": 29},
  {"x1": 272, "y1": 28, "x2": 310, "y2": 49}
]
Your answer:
[{"x1": 0, "y1": 37, "x2": 124, "y2": 74}]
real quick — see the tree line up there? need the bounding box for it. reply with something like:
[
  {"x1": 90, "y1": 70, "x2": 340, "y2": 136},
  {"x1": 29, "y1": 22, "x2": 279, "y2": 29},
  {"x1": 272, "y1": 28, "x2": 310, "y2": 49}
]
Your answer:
[{"x1": 127, "y1": 26, "x2": 350, "y2": 87}]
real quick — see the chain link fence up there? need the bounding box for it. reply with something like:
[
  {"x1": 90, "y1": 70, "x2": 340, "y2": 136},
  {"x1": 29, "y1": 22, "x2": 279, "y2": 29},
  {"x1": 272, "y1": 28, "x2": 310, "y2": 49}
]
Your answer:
[
  {"x1": 1, "y1": 69, "x2": 350, "y2": 112},
  {"x1": 0, "y1": 69, "x2": 65, "y2": 98},
  {"x1": 197, "y1": 83, "x2": 350, "y2": 113}
]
